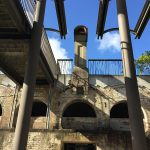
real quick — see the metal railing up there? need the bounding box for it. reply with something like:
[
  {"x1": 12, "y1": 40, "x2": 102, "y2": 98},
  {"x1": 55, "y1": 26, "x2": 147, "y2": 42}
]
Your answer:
[
  {"x1": 57, "y1": 59, "x2": 74, "y2": 74},
  {"x1": 57, "y1": 59, "x2": 150, "y2": 76},
  {"x1": 19, "y1": 0, "x2": 35, "y2": 26},
  {"x1": 88, "y1": 59, "x2": 123, "y2": 75}
]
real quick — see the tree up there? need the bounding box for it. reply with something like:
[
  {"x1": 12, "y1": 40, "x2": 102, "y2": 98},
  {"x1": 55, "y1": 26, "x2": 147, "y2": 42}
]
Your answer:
[{"x1": 136, "y1": 51, "x2": 150, "y2": 74}]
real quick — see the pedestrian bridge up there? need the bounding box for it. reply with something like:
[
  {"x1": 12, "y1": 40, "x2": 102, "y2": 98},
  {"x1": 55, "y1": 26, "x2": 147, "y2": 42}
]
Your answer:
[{"x1": 0, "y1": 0, "x2": 57, "y2": 85}]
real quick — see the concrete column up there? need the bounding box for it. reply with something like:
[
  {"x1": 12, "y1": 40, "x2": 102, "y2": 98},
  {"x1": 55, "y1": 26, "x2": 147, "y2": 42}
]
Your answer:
[
  {"x1": 13, "y1": 0, "x2": 46, "y2": 150},
  {"x1": 116, "y1": 0, "x2": 147, "y2": 150},
  {"x1": 74, "y1": 26, "x2": 88, "y2": 69},
  {"x1": 72, "y1": 26, "x2": 89, "y2": 93}
]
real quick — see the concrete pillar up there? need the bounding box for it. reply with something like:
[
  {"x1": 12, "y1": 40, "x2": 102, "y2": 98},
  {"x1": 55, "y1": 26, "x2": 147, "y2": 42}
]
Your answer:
[
  {"x1": 13, "y1": 0, "x2": 46, "y2": 150},
  {"x1": 116, "y1": 0, "x2": 147, "y2": 150},
  {"x1": 74, "y1": 26, "x2": 88, "y2": 69},
  {"x1": 71, "y1": 26, "x2": 88, "y2": 93}
]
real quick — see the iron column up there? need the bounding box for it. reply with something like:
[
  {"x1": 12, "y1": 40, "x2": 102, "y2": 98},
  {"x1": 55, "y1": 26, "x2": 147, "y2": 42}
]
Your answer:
[
  {"x1": 116, "y1": 0, "x2": 147, "y2": 150},
  {"x1": 13, "y1": 0, "x2": 46, "y2": 149}
]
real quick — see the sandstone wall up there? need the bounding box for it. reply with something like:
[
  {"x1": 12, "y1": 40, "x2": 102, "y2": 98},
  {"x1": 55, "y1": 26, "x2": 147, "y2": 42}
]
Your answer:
[{"x1": 0, "y1": 74, "x2": 150, "y2": 149}]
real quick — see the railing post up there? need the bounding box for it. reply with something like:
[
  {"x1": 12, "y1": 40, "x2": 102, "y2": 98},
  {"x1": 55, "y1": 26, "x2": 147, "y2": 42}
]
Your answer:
[
  {"x1": 13, "y1": 0, "x2": 46, "y2": 150},
  {"x1": 116, "y1": 0, "x2": 147, "y2": 150}
]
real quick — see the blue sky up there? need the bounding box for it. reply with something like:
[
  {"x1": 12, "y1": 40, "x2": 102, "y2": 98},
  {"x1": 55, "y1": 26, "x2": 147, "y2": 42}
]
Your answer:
[{"x1": 44, "y1": 0, "x2": 150, "y2": 60}]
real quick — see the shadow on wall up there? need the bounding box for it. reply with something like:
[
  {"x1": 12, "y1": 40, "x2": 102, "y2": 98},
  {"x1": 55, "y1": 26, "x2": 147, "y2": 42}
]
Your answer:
[
  {"x1": 60, "y1": 99, "x2": 145, "y2": 132},
  {"x1": 90, "y1": 75, "x2": 150, "y2": 130},
  {"x1": 52, "y1": 73, "x2": 150, "y2": 132}
]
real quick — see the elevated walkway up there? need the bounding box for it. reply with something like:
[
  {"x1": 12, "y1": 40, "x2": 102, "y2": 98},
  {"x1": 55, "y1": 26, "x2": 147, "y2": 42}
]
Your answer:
[{"x1": 0, "y1": 0, "x2": 57, "y2": 85}]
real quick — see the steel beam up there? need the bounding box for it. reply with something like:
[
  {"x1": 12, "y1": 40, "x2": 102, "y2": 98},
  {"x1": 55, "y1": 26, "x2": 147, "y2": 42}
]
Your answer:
[
  {"x1": 134, "y1": 0, "x2": 150, "y2": 38},
  {"x1": 116, "y1": 0, "x2": 147, "y2": 149},
  {"x1": 96, "y1": 0, "x2": 109, "y2": 39},
  {"x1": 54, "y1": 0, "x2": 67, "y2": 38},
  {"x1": 13, "y1": 0, "x2": 46, "y2": 149}
]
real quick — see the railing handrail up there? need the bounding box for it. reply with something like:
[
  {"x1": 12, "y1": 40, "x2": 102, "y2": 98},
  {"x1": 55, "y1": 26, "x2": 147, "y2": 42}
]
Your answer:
[
  {"x1": 19, "y1": 0, "x2": 35, "y2": 27},
  {"x1": 57, "y1": 59, "x2": 73, "y2": 61},
  {"x1": 57, "y1": 59, "x2": 150, "y2": 76},
  {"x1": 88, "y1": 59, "x2": 122, "y2": 61}
]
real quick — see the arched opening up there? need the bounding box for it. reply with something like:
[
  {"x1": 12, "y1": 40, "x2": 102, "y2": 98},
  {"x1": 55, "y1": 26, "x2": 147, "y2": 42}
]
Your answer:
[
  {"x1": 63, "y1": 102, "x2": 96, "y2": 117},
  {"x1": 62, "y1": 101, "x2": 98, "y2": 130},
  {"x1": 64, "y1": 143, "x2": 96, "y2": 150},
  {"x1": 110, "y1": 102, "x2": 129, "y2": 118},
  {"x1": 110, "y1": 101, "x2": 145, "y2": 131},
  {"x1": 110, "y1": 101, "x2": 144, "y2": 119},
  {"x1": 31, "y1": 101, "x2": 47, "y2": 117},
  {"x1": 0, "y1": 104, "x2": 2, "y2": 116}
]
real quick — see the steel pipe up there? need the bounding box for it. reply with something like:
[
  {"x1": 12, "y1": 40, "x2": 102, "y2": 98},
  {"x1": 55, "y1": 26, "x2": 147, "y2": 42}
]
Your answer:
[
  {"x1": 116, "y1": 0, "x2": 147, "y2": 149},
  {"x1": 13, "y1": 0, "x2": 46, "y2": 149}
]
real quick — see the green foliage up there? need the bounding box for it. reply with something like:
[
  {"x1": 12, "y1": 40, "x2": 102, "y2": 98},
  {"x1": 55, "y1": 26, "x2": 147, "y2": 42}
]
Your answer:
[{"x1": 136, "y1": 51, "x2": 150, "y2": 74}]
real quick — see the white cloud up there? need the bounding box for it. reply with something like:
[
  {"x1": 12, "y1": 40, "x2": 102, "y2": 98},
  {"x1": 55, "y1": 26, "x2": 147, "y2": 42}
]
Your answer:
[
  {"x1": 49, "y1": 38, "x2": 71, "y2": 74},
  {"x1": 49, "y1": 38, "x2": 68, "y2": 61},
  {"x1": 96, "y1": 32, "x2": 121, "y2": 53}
]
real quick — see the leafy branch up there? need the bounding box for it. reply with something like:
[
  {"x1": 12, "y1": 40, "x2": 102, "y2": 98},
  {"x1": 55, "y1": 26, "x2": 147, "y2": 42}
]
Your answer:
[{"x1": 136, "y1": 51, "x2": 150, "y2": 74}]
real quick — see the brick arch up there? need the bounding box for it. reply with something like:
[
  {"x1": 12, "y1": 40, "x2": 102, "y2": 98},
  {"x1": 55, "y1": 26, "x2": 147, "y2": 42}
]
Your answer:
[{"x1": 62, "y1": 100, "x2": 97, "y2": 118}]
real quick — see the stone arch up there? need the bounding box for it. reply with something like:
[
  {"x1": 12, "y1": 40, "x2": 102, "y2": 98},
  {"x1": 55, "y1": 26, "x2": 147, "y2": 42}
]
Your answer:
[
  {"x1": 110, "y1": 100, "x2": 145, "y2": 131},
  {"x1": 31, "y1": 101, "x2": 47, "y2": 117},
  {"x1": 62, "y1": 100, "x2": 96, "y2": 118},
  {"x1": 110, "y1": 100, "x2": 144, "y2": 119},
  {"x1": 61, "y1": 100, "x2": 98, "y2": 130}
]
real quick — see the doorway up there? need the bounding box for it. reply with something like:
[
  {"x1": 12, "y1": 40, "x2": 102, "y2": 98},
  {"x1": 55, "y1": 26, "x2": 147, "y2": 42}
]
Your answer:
[{"x1": 64, "y1": 143, "x2": 96, "y2": 150}]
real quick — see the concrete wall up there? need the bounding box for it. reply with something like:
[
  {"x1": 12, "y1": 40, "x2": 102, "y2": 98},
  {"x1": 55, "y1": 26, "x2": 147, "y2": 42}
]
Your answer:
[
  {"x1": 54, "y1": 75, "x2": 150, "y2": 132},
  {"x1": 0, "y1": 130, "x2": 133, "y2": 150},
  {"x1": 0, "y1": 75, "x2": 50, "y2": 129}
]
